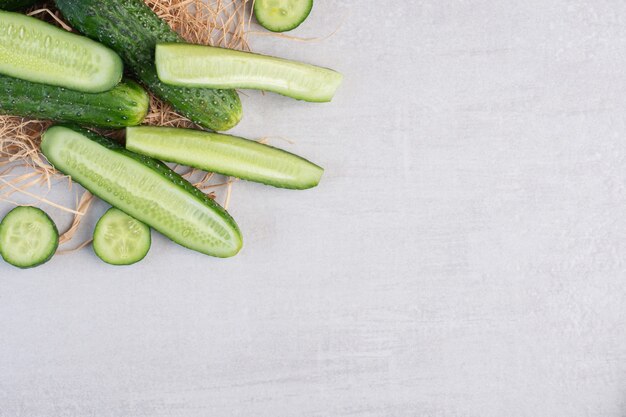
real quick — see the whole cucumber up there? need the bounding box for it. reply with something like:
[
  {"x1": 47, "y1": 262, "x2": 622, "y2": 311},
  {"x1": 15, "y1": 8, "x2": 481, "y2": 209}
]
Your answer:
[
  {"x1": 54, "y1": 0, "x2": 242, "y2": 131},
  {"x1": 0, "y1": 76, "x2": 149, "y2": 128},
  {"x1": 0, "y1": 0, "x2": 37, "y2": 10}
]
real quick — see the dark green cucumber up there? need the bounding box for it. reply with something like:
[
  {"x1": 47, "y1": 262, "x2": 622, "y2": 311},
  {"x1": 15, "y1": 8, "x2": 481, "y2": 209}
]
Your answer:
[
  {"x1": 0, "y1": 206, "x2": 58, "y2": 268},
  {"x1": 0, "y1": 0, "x2": 37, "y2": 11},
  {"x1": 254, "y1": 0, "x2": 313, "y2": 33},
  {"x1": 41, "y1": 125, "x2": 242, "y2": 258},
  {"x1": 0, "y1": 77, "x2": 149, "y2": 128},
  {"x1": 54, "y1": 0, "x2": 242, "y2": 131},
  {"x1": 126, "y1": 126, "x2": 324, "y2": 189},
  {"x1": 0, "y1": 11, "x2": 123, "y2": 93},
  {"x1": 93, "y1": 208, "x2": 151, "y2": 265}
]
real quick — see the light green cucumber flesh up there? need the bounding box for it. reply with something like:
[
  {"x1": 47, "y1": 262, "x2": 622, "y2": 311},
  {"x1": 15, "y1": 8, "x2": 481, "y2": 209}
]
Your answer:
[
  {"x1": 0, "y1": 11, "x2": 122, "y2": 93},
  {"x1": 126, "y1": 126, "x2": 323, "y2": 190},
  {"x1": 0, "y1": 77, "x2": 149, "y2": 128},
  {"x1": 0, "y1": 206, "x2": 58, "y2": 268},
  {"x1": 156, "y1": 43, "x2": 343, "y2": 103},
  {"x1": 254, "y1": 0, "x2": 313, "y2": 32},
  {"x1": 93, "y1": 207, "x2": 151, "y2": 265},
  {"x1": 41, "y1": 125, "x2": 242, "y2": 258}
]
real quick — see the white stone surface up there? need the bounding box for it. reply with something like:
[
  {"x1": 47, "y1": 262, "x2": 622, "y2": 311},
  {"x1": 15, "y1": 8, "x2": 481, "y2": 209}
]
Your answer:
[{"x1": 1, "y1": 1, "x2": 626, "y2": 415}]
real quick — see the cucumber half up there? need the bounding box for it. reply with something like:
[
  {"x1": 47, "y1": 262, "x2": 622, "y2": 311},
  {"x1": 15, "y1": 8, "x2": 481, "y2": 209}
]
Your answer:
[
  {"x1": 41, "y1": 125, "x2": 242, "y2": 258},
  {"x1": 254, "y1": 0, "x2": 313, "y2": 32},
  {"x1": 0, "y1": 11, "x2": 123, "y2": 93},
  {"x1": 155, "y1": 43, "x2": 343, "y2": 102},
  {"x1": 0, "y1": 206, "x2": 59, "y2": 268},
  {"x1": 93, "y1": 208, "x2": 151, "y2": 265},
  {"x1": 126, "y1": 126, "x2": 324, "y2": 190}
]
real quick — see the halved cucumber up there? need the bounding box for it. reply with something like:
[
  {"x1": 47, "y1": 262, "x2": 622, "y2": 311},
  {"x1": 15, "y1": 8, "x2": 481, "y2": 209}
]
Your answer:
[
  {"x1": 41, "y1": 125, "x2": 242, "y2": 258},
  {"x1": 93, "y1": 208, "x2": 151, "y2": 265},
  {"x1": 126, "y1": 126, "x2": 323, "y2": 190},
  {"x1": 155, "y1": 43, "x2": 343, "y2": 103},
  {"x1": 0, "y1": 206, "x2": 58, "y2": 268},
  {"x1": 0, "y1": 11, "x2": 123, "y2": 93},
  {"x1": 254, "y1": 0, "x2": 313, "y2": 32}
]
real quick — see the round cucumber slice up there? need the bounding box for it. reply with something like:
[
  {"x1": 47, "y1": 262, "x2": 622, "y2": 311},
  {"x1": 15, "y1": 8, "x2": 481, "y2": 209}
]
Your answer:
[
  {"x1": 93, "y1": 208, "x2": 151, "y2": 266},
  {"x1": 0, "y1": 206, "x2": 59, "y2": 269},
  {"x1": 254, "y1": 0, "x2": 313, "y2": 32}
]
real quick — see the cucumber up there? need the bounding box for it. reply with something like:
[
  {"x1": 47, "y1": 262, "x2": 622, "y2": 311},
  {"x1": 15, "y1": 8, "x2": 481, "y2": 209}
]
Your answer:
[
  {"x1": 0, "y1": 11, "x2": 123, "y2": 93},
  {"x1": 41, "y1": 125, "x2": 242, "y2": 258},
  {"x1": 156, "y1": 43, "x2": 343, "y2": 103},
  {"x1": 54, "y1": 0, "x2": 242, "y2": 131},
  {"x1": 0, "y1": 206, "x2": 58, "y2": 268},
  {"x1": 126, "y1": 126, "x2": 324, "y2": 190},
  {"x1": 254, "y1": 0, "x2": 313, "y2": 32},
  {"x1": 0, "y1": 77, "x2": 149, "y2": 128},
  {"x1": 0, "y1": 0, "x2": 37, "y2": 11},
  {"x1": 93, "y1": 208, "x2": 151, "y2": 265}
]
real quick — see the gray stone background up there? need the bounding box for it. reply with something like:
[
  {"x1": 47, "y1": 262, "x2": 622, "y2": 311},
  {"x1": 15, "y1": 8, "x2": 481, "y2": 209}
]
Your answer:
[{"x1": 1, "y1": 1, "x2": 626, "y2": 416}]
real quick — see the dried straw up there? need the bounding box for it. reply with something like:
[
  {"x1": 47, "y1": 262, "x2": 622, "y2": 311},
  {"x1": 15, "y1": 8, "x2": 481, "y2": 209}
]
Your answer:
[{"x1": 0, "y1": 0, "x2": 251, "y2": 249}]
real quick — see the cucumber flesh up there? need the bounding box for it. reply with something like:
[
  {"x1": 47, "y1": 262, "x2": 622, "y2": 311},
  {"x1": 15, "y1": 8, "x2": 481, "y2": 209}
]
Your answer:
[
  {"x1": 0, "y1": 206, "x2": 58, "y2": 268},
  {"x1": 254, "y1": 0, "x2": 313, "y2": 32},
  {"x1": 54, "y1": 0, "x2": 242, "y2": 131},
  {"x1": 0, "y1": 0, "x2": 37, "y2": 11},
  {"x1": 0, "y1": 77, "x2": 149, "y2": 128},
  {"x1": 126, "y1": 126, "x2": 324, "y2": 190},
  {"x1": 156, "y1": 43, "x2": 343, "y2": 103},
  {"x1": 0, "y1": 11, "x2": 122, "y2": 93},
  {"x1": 93, "y1": 208, "x2": 151, "y2": 265},
  {"x1": 41, "y1": 125, "x2": 242, "y2": 258}
]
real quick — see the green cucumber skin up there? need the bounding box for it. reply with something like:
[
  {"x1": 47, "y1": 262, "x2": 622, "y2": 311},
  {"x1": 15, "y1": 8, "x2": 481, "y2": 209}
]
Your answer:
[
  {"x1": 41, "y1": 125, "x2": 242, "y2": 258},
  {"x1": 0, "y1": 77, "x2": 149, "y2": 128},
  {"x1": 0, "y1": 0, "x2": 37, "y2": 11},
  {"x1": 54, "y1": 0, "x2": 242, "y2": 131},
  {"x1": 0, "y1": 206, "x2": 59, "y2": 269},
  {"x1": 126, "y1": 126, "x2": 324, "y2": 190}
]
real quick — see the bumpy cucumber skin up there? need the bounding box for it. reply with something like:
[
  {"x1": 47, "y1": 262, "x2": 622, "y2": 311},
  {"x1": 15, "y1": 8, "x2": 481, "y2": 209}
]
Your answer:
[
  {"x1": 0, "y1": 206, "x2": 59, "y2": 269},
  {"x1": 0, "y1": 77, "x2": 149, "y2": 128},
  {"x1": 41, "y1": 125, "x2": 242, "y2": 258},
  {"x1": 254, "y1": 0, "x2": 313, "y2": 33},
  {"x1": 93, "y1": 208, "x2": 151, "y2": 266},
  {"x1": 0, "y1": 0, "x2": 37, "y2": 11},
  {"x1": 54, "y1": 0, "x2": 242, "y2": 132}
]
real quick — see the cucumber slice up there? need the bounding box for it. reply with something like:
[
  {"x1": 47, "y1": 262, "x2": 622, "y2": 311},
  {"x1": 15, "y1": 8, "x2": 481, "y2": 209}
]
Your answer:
[
  {"x1": 0, "y1": 206, "x2": 59, "y2": 268},
  {"x1": 155, "y1": 43, "x2": 343, "y2": 103},
  {"x1": 93, "y1": 208, "x2": 151, "y2": 265},
  {"x1": 41, "y1": 125, "x2": 242, "y2": 258},
  {"x1": 126, "y1": 126, "x2": 324, "y2": 190},
  {"x1": 254, "y1": 0, "x2": 313, "y2": 32},
  {"x1": 0, "y1": 11, "x2": 123, "y2": 93}
]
